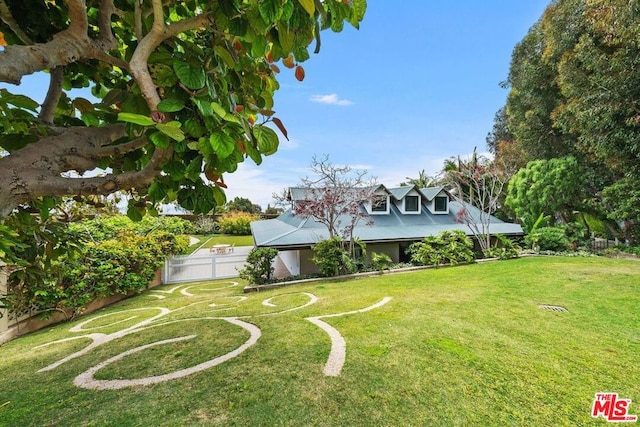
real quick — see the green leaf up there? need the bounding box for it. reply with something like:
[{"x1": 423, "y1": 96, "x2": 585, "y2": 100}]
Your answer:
[
  {"x1": 192, "y1": 97, "x2": 214, "y2": 117},
  {"x1": 210, "y1": 133, "x2": 236, "y2": 159},
  {"x1": 253, "y1": 125, "x2": 279, "y2": 155},
  {"x1": 210, "y1": 101, "x2": 228, "y2": 119},
  {"x1": 157, "y1": 98, "x2": 185, "y2": 113},
  {"x1": 214, "y1": 46, "x2": 236, "y2": 69},
  {"x1": 149, "y1": 131, "x2": 170, "y2": 148},
  {"x1": 4, "y1": 93, "x2": 39, "y2": 111},
  {"x1": 277, "y1": 22, "x2": 295, "y2": 53},
  {"x1": 72, "y1": 97, "x2": 94, "y2": 113},
  {"x1": 210, "y1": 102, "x2": 240, "y2": 124},
  {"x1": 212, "y1": 185, "x2": 227, "y2": 206},
  {"x1": 156, "y1": 121, "x2": 185, "y2": 142},
  {"x1": 118, "y1": 112, "x2": 155, "y2": 126},
  {"x1": 173, "y1": 60, "x2": 206, "y2": 90},
  {"x1": 102, "y1": 89, "x2": 127, "y2": 106},
  {"x1": 258, "y1": 0, "x2": 281, "y2": 22},
  {"x1": 184, "y1": 118, "x2": 204, "y2": 138},
  {"x1": 297, "y1": 0, "x2": 315, "y2": 16},
  {"x1": 127, "y1": 204, "x2": 144, "y2": 221}
]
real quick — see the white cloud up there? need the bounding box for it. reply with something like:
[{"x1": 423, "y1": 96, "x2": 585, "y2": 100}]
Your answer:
[{"x1": 310, "y1": 93, "x2": 354, "y2": 106}]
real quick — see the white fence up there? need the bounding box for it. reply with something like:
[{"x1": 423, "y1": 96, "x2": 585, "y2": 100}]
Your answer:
[{"x1": 162, "y1": 247, "x2": 251, "y2": 284}]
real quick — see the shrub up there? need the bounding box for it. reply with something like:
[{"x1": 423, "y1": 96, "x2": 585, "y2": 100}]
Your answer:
[
  {"x1": 406, "y1": 230, "x2": 475, "y2": 267},
  {"x1": 370, "y1": 252, "x2": 393, "y2": 271},
  {"x1": 193, "y1": 215, "x2": 219, "y2": 234},
  {"x1": 312, "y1": 237, "x2": 357, "y2": 277},
  {"x1": 6, "y1": 230, "x2": 187, "y2": 317},
  {"x1": 68, "y1": 215, "x2": 195, "y2": 242},
  {"x1": 217, "y1": 211, "x2": 258, "y2": 235},
  {"x1": 238, "y1": 247, "x2": 279, "y2": 285},
  {"x1": 486, "y1": 234, "x2": 520, "y2": 260},
  {"x1": 525, "y1": 226, "x2": 571, "y2": 252}
]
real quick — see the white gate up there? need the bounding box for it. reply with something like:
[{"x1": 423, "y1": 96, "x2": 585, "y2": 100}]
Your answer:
[{"x1": 162, "y1": 247, "x2": 251, "y2": 284}]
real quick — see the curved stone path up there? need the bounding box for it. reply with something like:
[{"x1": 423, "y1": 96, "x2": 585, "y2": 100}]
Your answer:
[{"x1": 34, "y1": 282, "x2": 392, "y2": 390}]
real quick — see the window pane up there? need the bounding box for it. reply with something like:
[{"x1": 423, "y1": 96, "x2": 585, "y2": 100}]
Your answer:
[
  {"x1": 405, "y1": 196, "x2": 419, "y2": 212},
  {"x1": 372, "y1": 197, "x2": 387, "y2": 211},
  {"x1": 434, "y1": 196, "x2": 447, "y2": 212}
]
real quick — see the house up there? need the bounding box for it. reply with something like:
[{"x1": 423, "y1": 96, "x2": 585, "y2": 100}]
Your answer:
[{"x1": 250, "y1": 185, "x2": 523, "y2": 277}]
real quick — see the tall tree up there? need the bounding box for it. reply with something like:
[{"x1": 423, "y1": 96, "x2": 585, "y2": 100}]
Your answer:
[
  {"x1": 0, "y1": 0, "x2": 366, "y2": 219},
  {"x1": 225, "y1": 196, "x2": 261, "y2": 214},
  {"x1": 502, "y1": 0, "x2": 640, "y2": 237},
  {"x1": 443, "y1": 151, "x2": 515, "y2": 255}
]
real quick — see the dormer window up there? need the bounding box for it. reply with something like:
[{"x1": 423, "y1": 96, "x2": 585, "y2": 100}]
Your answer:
[
  {"x1": 434, "y1": 196, "x2": 448, "y2": 212},
  {"x1": 371, "y1": 196, "x2": 388, "y2": 213},
  {"x1": 404, "y1": 195, "x2": 419, "y2": 212}
]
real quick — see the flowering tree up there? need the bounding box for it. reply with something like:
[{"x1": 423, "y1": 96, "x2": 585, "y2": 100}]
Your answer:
[
  {"x1": 444, "y1": 150, "x2": 515, "y2": 256},
  {"x1": 276, "y1": 155, "x2": 378, "y2": 255}
]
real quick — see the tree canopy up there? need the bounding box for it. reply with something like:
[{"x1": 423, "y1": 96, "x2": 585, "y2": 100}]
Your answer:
[
  {"x1": 0, "y1": 0, "x2": 366, "y2": 219},
  {"x1": 498, "y1": 0, "x2": 640, "y2": 240}
]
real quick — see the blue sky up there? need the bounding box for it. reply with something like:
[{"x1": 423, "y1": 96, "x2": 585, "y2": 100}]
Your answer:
[
  {"x1": 226, "y1": 1, "x2": 551, "y2": 208},
  {"x1": 4, "y1": 1, "x2": 551, "y2": 210}
]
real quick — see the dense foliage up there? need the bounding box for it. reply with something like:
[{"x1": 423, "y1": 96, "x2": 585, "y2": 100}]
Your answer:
[
  {"x1": 311, "y1": 237, "x2": 360, "y2": 277},
  {"x1": 68, "y1": 215, "x2": 195, "y2": 241},
  {"x1": 238, "y1": 247, "x2": 278, "y2": 285},
  {"x1": 3, "y1": 216, "x2": 189, "y2": 318},
  {"x1": 505, "y1": 157, "x2": 587, "y2": 232},
  {"x1": 407, "y1": 230, "x2": 475, "y2": 267},
  {"x1": 217, "y1": 211, "x2": 258, "y2": 235},
  {"x1": 525, "y1": 226, "x2": 571, "y2": 252},
  {"x1": 0, "y1": 0, "x2": 366, "y2": 218},
  {"x1": 500, "y1": 0, "x2": 640, "y2": 242}
]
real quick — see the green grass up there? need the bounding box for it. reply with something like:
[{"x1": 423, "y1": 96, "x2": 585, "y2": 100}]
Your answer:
[
  {"x1": 186, "y1": 234, "x2": 255, "y2": 254},
  {"x1": 1, "y1": 257, "x2": 639, "y2": 426}
]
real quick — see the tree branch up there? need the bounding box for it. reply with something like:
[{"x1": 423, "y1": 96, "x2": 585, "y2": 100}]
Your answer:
[
  {"x1": 0, "y1": 0, "x2": 90, "y2": 83},
  {"x1": 93, "y1": 136, "x2": 149, "y2": 157},
  {"x1": 0, "y1": 125, "x2": 172, "y2": 217},
  {"x1": 129, "y1": 11, "x2": 214, "y2": 110},
  {"x1": 39, "y1": 66, "x2": 64, "y2": 124},
  {"x1": 0, "y1": 0, "x2": 32, "y2": 44}
]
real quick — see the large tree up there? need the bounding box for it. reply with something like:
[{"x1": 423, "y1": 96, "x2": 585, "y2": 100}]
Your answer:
[
  {"x1": 502, "y1": 0, "x2": 640, "y2": 237},
  {"x1": 0, "y1": 0, "x2": 366, "y2": 219}
]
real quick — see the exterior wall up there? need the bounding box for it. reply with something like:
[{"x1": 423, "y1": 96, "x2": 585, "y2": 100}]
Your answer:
[
  {"x1": 276, "y1": 250, "x2": 300, "y2": 277},
  {"x1": 299, "y1": 249, "x2": 319, "y2": 276},
  {"x1": 367, "y1": 242, "x2": 401, "y2": 263}
]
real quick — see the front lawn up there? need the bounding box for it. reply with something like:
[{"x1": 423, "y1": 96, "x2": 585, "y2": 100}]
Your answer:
[
  {"x1": 185, "y1": 234, "x2": 255, "y2": 254},
  {"x1": 1, "y1": 256, "x2": 638, "y2": 426}
]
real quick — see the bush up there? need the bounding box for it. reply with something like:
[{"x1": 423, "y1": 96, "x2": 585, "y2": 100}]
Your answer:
[
  {"x1": 193, "y1": 215, "x2": 219, "y2": 234},
  {"x1": 6, "y1": 230, "x2": 188, "y2": 317},
  {"x1": 68, "y1": 215, "x2": 195, "y2": 242},
  {"x1": 370, "y1": 252, "x2": 393, "y2": 271},
  {"x1": 406, "y1": 230, "x2": 475, "y2": 267},
  {"x1": 312, "y1": 237, "x2": 357, "y2": 277},
  {"x1": 238, "y1": 247, "x2": 279, "y2": 285},
  {"x1": 217, "y1": 211, "x2": 258, "y2": 235},
  {"x1": 525, "y1": 226, "x2": 571, "y2": 252},
  {"x1": 486, "y1": 234, "x2": 520, "y2": 260}
]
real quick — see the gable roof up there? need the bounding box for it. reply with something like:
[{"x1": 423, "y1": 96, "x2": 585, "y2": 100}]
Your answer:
[
  {"x1": 252, "y1": 185, "x2": 523, "y2": 249},
  {"x1": 419, "y1": 186, "x2": 448, "y2": 201}
]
